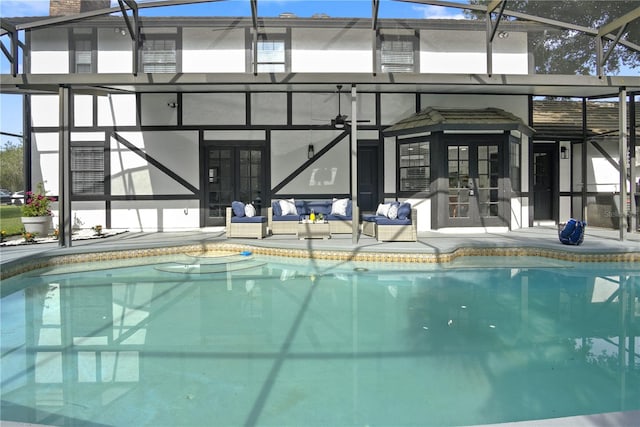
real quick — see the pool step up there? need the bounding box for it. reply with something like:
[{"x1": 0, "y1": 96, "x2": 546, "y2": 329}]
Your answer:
[{"x1": 155, "y1": 256, "x2": 265, "y2": 274}]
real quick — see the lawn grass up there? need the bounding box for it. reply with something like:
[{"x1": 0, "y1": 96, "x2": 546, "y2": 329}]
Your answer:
[{"x1": 0, "y1": 205, "x2": 24, "y2": 236}]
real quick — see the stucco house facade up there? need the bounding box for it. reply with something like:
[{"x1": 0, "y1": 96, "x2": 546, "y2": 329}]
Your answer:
[{"x1": 1, "y1": 0, "x2": 638, "y2": 240}]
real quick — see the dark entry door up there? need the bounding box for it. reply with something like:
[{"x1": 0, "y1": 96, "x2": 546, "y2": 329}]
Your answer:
[
  {"x1": 446, "y1": 143, "x2": 502, "y2": 227},
  {"x1": 205, "y1": 145, "x2": 264, "y2": 226},
  {"x1": 533, "y1": 145, "x2": 555, "y2": 221},
  {"x1": 357, "y1": 144, "x2": 379, "y2": 213}
]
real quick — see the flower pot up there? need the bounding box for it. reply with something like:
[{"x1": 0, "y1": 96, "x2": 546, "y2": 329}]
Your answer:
[{"x1": 21, "y1": 216, "x2": 52, "y2": 237}]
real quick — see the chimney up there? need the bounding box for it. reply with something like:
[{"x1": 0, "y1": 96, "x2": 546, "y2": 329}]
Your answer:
[{"x1": 49, "y1": 0, "x2": 111, "y2": 16}]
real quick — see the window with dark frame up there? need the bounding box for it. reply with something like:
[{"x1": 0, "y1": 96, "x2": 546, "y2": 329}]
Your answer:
[
  {"x1": 399, "y1": 141, "x2": 430, "y2": 193},
  {"x1": 141, "y1": 37, "x2": 177, "y2": 73},
  {"x1": 71, "y1": 146, "x2": 105, "y2": 195},
  {"x1": 73, "y1": 35, "x2": 94, "y2": 73},
  {"x1": 380, "y1": 35, "x2": 416, "y2": 73},
  {"x1": 254, "y1": 35, "x2": 286, "y2": 72},
  {"x1": 510, "y1": 140, "x2": 521, "y2": 192},
  {"x1": 477, "y1": 145, "x2": 499, "y2": 217}
]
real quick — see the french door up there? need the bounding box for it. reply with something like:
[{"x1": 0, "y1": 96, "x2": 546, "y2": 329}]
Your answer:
[
  {"x1": 446, "y1": 142, "x2": 504, "y2": 227},
  {"x1": 204, "y1": 144, "x2": 265, "y2": 226}
]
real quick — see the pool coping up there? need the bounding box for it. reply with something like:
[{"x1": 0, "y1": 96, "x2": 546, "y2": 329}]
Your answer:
[{"x1": 2, "y1": 238, "x2": 640, "y2": 280}]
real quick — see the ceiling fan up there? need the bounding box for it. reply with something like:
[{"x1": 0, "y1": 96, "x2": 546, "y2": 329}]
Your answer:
[{"x1": 330, "y1": 84, "x2": 370, "y2": 129}]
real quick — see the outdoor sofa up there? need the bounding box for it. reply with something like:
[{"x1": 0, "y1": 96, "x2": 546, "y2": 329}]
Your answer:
[
  {"x1": 268, "y1": 198, "x2": 353, "y2": 235},
  {"x1": 226, "y1": 202, "x2": 267, "y2": 239},
  {"x1": 362, "y1": 201, "x2": 417, "y2": 242}
]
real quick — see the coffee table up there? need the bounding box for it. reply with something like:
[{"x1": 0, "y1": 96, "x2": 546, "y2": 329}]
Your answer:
[{"x1": 297, "y1": 221, "x2": 330, "y2": 240}]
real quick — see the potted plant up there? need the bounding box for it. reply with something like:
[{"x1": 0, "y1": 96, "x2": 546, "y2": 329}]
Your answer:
[{"x1": 21, "y1": 182, "x2": 55, "y2": 237}]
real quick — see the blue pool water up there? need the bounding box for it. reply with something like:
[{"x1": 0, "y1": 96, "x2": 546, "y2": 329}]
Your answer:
[{"x1": 1, "y1": 254, "x2": 639, "y2": 426}]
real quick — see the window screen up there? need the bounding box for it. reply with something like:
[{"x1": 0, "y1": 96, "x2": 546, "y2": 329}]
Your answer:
[
  {"x1": 75, "y1": 38, "x2": 92, "y2": 73},
  {"x1": 255, "y1": 38, "x2": 286, "y2": 72},
  {"x1": 71, "y1": 146, "x2": 104, "y2": 194},
  {"x1": 142, "y1": 38, "x2": 177, "y2": 73},
  {"x1": 381, "y1": 38, "x2": 415, "y2": 73}
]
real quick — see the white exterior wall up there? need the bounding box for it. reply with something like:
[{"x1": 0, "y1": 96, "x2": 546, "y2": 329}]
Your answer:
[
  {"x1": 183, "y1": 93, "x2": 246, "y2": 126},
  {"x1": 110, "y1": 131, "x2": 199, "y2": 196},
  {"x1": 30, "y1": 28, "x2": 69, "y2": 74},
  {"x1": 492, "y1": 32, "x2": 529, "y2": 74},
  {"x1": 271, "y1": 129, "x2": 348, "y2": 195},
  {"x1": 182, "y1": 27, "x2": 245, "y2": 72},
  {"x1": 381, "y1": 93, "x2": 416, "y2": 126},
  {"x1": 559, "y1": 141, "x2": 572, "y2": 221},
  {"x1": 420, "y1": 30, "x2": 528, "y2": 74},
  {"x1": 97, "y1": 28, "x2": 133, "y2": 73},
  {"x1": 31, "y1": 95, "x2": 60, "y2": 127},
  {"x1": 292, "y1": 92, "x2": 375, "y2": 126},
  {"x1": 141, "y1": 93, "x2": 179, "y2": 126},
  {"x1": 110, "y1": 200, "x2": 200, "y2": 231},
  {"x1": 74, "y1": 95, "x2": 94, "y2": 127},
  {"x1": 292, "y1": 28, "x2": 371, "y2": 72},
  {"x1": 98, "y1": 94, "x2": 137, "y2": 127},
  {"x1": 587, "y1": 139, "x2": 625, "y2": 192},
  {"x1": 31, "y1": 132, "x2": 59, "y2": 195},
  {"x1": 251, "y1": 92, "x2": 288, "y2": 125},
  {"x1": 71, "y1": 201, "x2": 107, "y2": 231}
]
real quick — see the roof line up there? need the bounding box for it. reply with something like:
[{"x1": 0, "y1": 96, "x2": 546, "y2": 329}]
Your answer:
[{"x1": 2, "y1": 0, "x2": 638, "y2": 53}]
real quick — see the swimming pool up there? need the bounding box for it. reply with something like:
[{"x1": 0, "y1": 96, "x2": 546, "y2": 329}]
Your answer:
[{"x1": 1, "y1": 253, "x2": 639, "y2": 426}]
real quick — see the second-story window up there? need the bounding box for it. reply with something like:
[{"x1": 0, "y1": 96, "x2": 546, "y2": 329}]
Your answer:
[
  {"x1": 255, "y1": 35, "x2": 286, "y2": 72},
  {"x1": 380, "y1": 35, "x2": 417, "y2": 73},
  {"x1": 141, "y1": 36, "x2": 177, "y2": 73},
  {"x1": 72, "y1": 32, "x2": 95, "y2": 73}
]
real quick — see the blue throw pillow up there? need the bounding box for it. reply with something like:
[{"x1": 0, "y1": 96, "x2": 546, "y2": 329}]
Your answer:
[
  {"x1": 397, "y1": 202, "x2": 411, "y2": 220},
  {"x1": 345, "y1": 200, "x2": 352, "y2": 218},
  {"x1": 272, "y1": 200, "x2": 282, "y2": 216},
  {"x1": 232, "y1": 201, "x2": 245, "y2": 217}
]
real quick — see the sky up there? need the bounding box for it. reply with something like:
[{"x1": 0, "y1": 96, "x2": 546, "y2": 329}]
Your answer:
[{"x1": 0, "y1": 0, "x2": 467, "y2": 148}]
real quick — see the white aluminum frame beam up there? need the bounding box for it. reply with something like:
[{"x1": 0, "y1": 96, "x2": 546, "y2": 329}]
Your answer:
[
  {"x1": 117, "y1": 0, "x2": 140, "y2": 75},
  {"x1": 0, "y1": 19, "x2": 19, "y2": 77},
  {"x1": 596, "y1": 6, "x2": 640, "y2": 77}
]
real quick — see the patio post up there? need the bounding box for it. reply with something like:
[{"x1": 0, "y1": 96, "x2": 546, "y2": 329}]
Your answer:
[
  {"x1": 58, "y1": 85, "x2": 72, "y2": 247},
  {"x1": 351, "y1": 84, "x2": 358, "y2": 244},
  {"x1": 619, "y1": 87, "x2": 628, "y2": 241},
  {"x1": 629, "y1": 94, "x2": 637, "y2": 232}
]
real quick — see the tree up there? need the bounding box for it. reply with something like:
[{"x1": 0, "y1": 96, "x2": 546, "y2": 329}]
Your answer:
[
  {"x1": 468, "y1": 0, "x2": 640, "y2": 75},
  {"x1": 0, "y1": 141, "x2": 24, "y2": 192}
]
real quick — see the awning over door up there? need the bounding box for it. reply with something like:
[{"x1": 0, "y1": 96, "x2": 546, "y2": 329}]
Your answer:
[{"x1": 383, "y1": 106, "x2": 535, "y2": 137}]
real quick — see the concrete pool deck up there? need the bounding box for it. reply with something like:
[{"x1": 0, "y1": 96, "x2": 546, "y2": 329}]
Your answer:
[{"x1": 2, "y1": 225, "x2": 640, "y2": 270}]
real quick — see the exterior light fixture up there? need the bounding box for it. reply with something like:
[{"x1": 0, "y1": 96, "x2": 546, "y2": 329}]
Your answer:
[
  {"x1": 560, "y1": 146, "x2": 569, "y2": 159},
  {"x1": 308, "y1": 144, "x2": 315, "y2": 159},
  {"x1": 115, "y1": 27, "x2": 126, "y2": 36},
  {"x1": 498, "y1": 31, "x2": 509, "y2": 39},
  {"x1": 167, "y1": 101, "x2": 178, "y2": 109}
]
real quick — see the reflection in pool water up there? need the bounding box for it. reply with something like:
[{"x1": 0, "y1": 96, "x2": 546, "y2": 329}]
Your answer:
[{"x1": 1, "y1": 254, "x2": 639, "y2": 426}]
